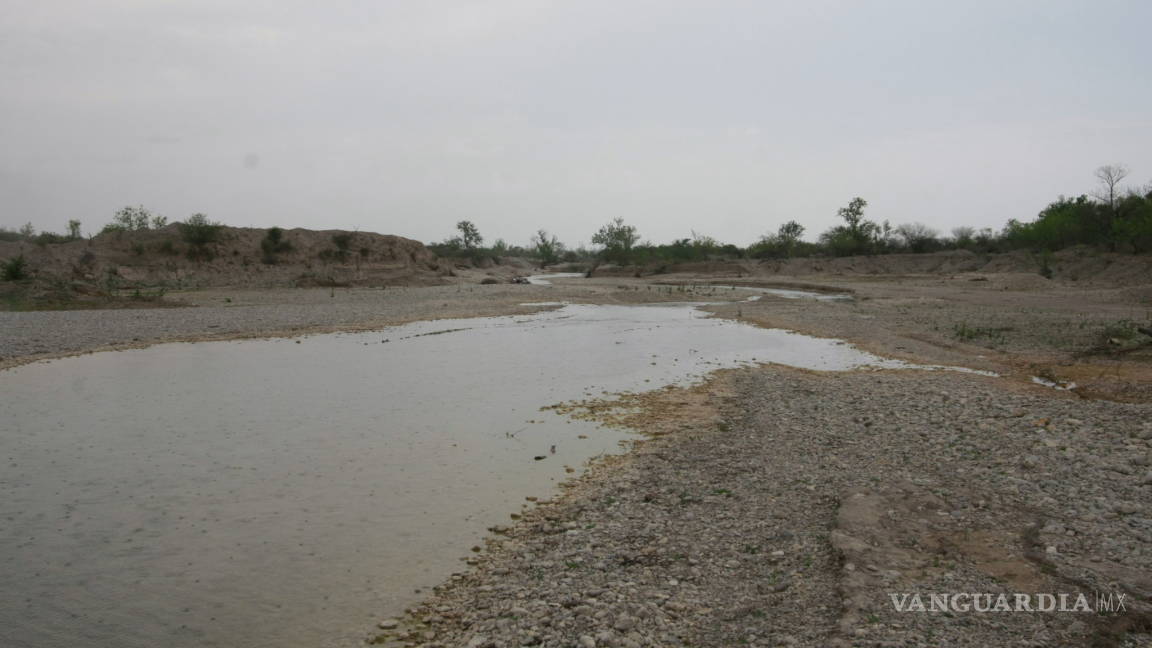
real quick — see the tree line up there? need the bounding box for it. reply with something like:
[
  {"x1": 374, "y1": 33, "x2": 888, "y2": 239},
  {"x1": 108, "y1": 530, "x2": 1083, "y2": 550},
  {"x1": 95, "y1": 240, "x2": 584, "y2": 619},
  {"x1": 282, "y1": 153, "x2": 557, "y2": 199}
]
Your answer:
[
  {"x1": 431, "y1": 165, "x2": 1151, "y2": 266},
  {"x1": 6, "y1": 164, "x2": 1151, "y2": 267}
]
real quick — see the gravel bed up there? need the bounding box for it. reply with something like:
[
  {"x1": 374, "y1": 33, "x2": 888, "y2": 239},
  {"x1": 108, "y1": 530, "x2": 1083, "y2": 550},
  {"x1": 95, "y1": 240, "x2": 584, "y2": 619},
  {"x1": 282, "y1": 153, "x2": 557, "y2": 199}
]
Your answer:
[{"x1": 385, "y1": 368, "x2": 1152, "y2": 647}]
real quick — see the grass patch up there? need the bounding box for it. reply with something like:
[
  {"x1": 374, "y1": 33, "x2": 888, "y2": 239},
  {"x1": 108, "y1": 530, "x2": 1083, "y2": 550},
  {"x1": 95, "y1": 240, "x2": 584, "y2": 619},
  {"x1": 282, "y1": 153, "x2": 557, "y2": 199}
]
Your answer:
[{"x1": 952, "y1": 322, "x2": 1013, "y2": 345}]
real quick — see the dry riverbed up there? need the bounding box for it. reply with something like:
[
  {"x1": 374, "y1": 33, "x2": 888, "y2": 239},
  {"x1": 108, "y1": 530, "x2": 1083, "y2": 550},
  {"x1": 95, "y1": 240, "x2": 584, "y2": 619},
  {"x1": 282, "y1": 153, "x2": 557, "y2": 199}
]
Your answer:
[{"x1": 3, "y1": 274, "x2": 1151, "y2": 647}]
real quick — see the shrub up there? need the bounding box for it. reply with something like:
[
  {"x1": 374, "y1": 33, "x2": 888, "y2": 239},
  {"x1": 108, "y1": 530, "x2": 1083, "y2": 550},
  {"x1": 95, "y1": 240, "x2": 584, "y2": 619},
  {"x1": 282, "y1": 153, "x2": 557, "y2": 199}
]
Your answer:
[
  {"x1": 2, "y1": 255, "x2": 29, "y2": 281},
  {"x1": 103, "y1": 206, "x2": 158, "y2": 233},
  {"x1": 260, "y1": 227, "x2": 293, "y2": 263},
  {"x1": 331, "y1": 233, "x2": 353, "y2": 253},
  {"x1": 179, "y1": 214, "x2": 222, "y2": 259}
]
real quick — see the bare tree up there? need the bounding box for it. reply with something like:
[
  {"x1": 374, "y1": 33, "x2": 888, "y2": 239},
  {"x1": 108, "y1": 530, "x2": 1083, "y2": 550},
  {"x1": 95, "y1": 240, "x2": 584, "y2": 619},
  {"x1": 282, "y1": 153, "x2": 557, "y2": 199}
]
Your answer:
[
  {"x1": 894, "y1": 222, "x2": 939, "y2": 253},
  {"x1": 951, "y1": 226, "x2": 975, "y2": 247},
  {"x1": 1094, "y1": 164, "x2": 1129, "y2": 210}
]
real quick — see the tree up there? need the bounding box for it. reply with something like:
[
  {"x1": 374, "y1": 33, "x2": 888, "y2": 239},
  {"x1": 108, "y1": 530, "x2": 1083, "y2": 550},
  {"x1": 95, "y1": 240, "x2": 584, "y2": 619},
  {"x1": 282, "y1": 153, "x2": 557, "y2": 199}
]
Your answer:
[
  {"x1": 532, "y1": 229, "x2": 562, "y2": 266},
  {"x1": 591, "y1": 217, "x2": 639, "y2": 264},
  {"x1": 19, "y1": 222, "x2": 35, "y2": 239},
  {"x1": 67, "y1": 220, "x2": 83, "y2": 240},
  {"x1": 106, "y1": 206, "x2": 154, "y2": 232},
  {"x1": 820, "y1": 197, "x2": 879, "y2": 256},
  {"x1": 837, "y1": 197, "x2": 875, "y2": 243},
  {"x1": 951, "y1": 226, "x2": 975, "y2": 248},
  {"x1": 456, "y1": 221, "x2": 482, "y2": 250},
  {"x1": 1094, "y1": 164, "x2": 1129, "y2": 211},
  {"x1": 894, "y1": 222, "x2": 939, "y2": 253},
  {"x1": 776, "y1": 221, "x2": 805, "y2": 257},
  {"x1": 1094, "y1": 164, "x2": 1130, "y2": 249}
]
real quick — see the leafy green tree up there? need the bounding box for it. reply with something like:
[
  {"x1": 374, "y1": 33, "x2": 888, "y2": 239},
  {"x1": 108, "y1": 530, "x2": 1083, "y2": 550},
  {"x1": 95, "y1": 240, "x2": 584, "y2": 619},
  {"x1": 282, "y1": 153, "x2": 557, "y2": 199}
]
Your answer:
[
  {"x1": 591, "y1": 217, "x2": 639, "y2": 264},
  {"x1": 456, "y1": 221, "x2": 483, "y2": 250},
  {"x1": 776, "y1": 221, "x2": 805, "y2": 257},
  {"x1": 67, "y1": 220, "x2": 83, "y2": 240},
  {"x1": 820, "y1": 197, "x2": 879, "y2": 256},
  {"x1": 105, "y1": 206, "x2": 154, "y2": 232},
  {"x1": 532, "y1": 229, "x2": 562, "y2": 266}
]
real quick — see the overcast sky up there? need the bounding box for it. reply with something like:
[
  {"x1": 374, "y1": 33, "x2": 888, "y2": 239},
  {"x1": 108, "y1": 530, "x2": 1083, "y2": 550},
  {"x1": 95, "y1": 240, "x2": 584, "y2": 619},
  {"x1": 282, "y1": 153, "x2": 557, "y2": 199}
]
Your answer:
[{"x1": 2, "y1": 1, "x2": 1150, "y2": 246}]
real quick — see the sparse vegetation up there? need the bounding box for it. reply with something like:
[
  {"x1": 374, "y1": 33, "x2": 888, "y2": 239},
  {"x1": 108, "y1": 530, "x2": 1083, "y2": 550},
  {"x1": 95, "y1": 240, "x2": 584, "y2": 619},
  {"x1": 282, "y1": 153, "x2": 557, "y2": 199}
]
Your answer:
[
  {"x1": 952, "y1": 322, "x2": 1012, "y2": 345},
  {"x1": 260, "y1": 227, "x2": 294, "y2": 264},
  {"x1": 179, "y1": 213, "x2": 222, "y2": 260},
  {"x1": 591, "y1": 217, "x2": 640, "y2": 265},
  {"x1": 102, "y1": 206, "x2": 167, "y2": 234},
  {"x1": 531, "y1": 229, "x2": 562, "y2": 266},
  {"x1": 2, "y1": 255, "x2": 29, "y2": 281},
  {"x1": 318, "y1": 232, "x2": 354, "y2": 263}
]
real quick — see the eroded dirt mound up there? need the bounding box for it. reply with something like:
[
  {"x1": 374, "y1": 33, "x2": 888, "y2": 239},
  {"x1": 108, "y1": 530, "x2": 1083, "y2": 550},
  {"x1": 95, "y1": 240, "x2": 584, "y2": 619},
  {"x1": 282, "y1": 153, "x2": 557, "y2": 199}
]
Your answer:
[{"x1": 0, "y1": 225, "x2": 449, "y2": 290}]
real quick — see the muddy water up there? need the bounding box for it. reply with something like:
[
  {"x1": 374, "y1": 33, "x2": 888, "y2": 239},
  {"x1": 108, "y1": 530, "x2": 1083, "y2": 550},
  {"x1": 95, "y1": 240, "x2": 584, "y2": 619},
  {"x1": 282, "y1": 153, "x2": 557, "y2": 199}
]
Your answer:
[{"x1": 1, "y1": 304, "x2": 914, "y2": 648}]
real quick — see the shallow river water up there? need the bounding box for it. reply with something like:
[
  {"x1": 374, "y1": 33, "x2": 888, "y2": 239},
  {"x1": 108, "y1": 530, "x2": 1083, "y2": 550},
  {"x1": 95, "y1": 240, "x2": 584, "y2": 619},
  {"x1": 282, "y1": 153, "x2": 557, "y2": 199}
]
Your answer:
[{"x1": 2, "y1": 302, "x2": 920, "y2": 648}]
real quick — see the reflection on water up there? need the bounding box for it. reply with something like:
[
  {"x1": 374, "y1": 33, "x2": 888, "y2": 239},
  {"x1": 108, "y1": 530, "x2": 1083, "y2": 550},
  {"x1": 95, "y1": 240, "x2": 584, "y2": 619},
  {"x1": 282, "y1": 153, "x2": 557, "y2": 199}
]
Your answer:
[{"x1": 1, "y1": 303, "x2": 944, "y2": 648}]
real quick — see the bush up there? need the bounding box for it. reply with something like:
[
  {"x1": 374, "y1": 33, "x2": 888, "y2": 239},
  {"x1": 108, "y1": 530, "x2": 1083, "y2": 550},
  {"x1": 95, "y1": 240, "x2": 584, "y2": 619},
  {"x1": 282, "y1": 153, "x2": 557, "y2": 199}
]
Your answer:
[
  {"x1": 179, "y1": 214, "x2": 222, "y2": 259},
  {"x1": 260, "y1": 227, "x2": 293, "y2": 263},
  {"x1": 103, "y1": 206, "x2": 162, "y2": 234},
  {"x1": 2, "y1": 255, "x2": 28, "y2": 281}
]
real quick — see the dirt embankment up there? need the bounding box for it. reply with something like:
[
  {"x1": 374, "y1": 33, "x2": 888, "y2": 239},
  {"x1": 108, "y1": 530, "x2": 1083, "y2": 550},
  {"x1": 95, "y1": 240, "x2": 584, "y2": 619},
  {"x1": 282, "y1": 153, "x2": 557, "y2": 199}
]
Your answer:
[
  {"x1": 590, "y1": 248, "x2": 1152, "y2": 287},
  {"x1": 0, "y1": 225, "x2": 449, "y2": 291}
]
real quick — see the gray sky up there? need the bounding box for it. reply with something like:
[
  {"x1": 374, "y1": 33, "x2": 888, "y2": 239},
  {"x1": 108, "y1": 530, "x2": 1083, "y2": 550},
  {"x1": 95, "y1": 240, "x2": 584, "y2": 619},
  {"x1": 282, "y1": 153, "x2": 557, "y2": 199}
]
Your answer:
[{"x1": 2, "y1": 1, "x2": 1150, "y2": 247}]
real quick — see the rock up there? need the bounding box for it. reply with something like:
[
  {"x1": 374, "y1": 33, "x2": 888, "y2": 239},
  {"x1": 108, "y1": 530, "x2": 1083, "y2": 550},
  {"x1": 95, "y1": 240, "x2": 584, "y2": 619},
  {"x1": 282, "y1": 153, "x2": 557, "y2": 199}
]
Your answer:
[
  {"x1": 579, "y1": 635, "x2": 597, "y2": 648},
  {"x1": 378, "y1": 619, "x2": 399, "y2": 630},
  {"x1": 614, "y1": 615, "x2": 637, "y2": 631},
  {"x1": 1114, "y1": 502, "x2": 1140, "y2": 515}
]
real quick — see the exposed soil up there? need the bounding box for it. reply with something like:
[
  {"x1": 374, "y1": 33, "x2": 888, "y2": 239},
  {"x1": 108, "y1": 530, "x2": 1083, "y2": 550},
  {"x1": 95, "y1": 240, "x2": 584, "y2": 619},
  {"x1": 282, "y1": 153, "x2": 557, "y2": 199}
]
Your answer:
[{"x1": 0, "y1": 225, "x2": 449, "y2": 291}]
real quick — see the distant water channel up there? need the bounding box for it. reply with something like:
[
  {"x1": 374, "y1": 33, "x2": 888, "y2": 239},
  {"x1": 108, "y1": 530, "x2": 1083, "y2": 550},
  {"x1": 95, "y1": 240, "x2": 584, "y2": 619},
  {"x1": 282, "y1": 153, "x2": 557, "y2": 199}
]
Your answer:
[{"x1": 2, "y1": 302, "x2": 919, "y2": 648}]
